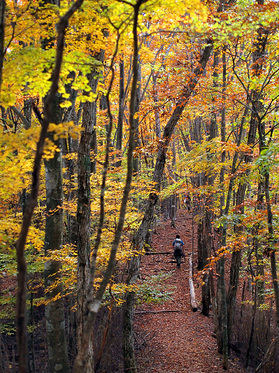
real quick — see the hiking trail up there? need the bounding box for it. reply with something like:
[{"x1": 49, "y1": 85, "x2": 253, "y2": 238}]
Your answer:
[{"x1": 134, "y1": 209, "x2": 249, "y2": 373}]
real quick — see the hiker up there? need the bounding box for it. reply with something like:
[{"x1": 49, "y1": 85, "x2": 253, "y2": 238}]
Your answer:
[{"x1": 173, "y1": 234, "x2": 184, "y2": 269}]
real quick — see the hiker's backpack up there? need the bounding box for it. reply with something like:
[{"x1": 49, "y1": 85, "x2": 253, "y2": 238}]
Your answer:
[{"x1": 174, "y1": 239, "x2": 183, "y2": 256}]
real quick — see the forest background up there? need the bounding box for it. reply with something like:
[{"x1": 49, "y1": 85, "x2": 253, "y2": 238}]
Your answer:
[{"x1": 1, "y1": 0, "x2": 279, "y2": 372}]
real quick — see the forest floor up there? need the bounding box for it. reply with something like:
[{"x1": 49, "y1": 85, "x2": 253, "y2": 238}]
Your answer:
[{"x1": 134, "y1": 209, "x2": 251, "y2": 373}]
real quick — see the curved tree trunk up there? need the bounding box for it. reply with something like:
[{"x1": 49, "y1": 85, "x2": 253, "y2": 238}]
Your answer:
[{"x1": 15, "y1": 3, "x2": 84, "y2": 372}]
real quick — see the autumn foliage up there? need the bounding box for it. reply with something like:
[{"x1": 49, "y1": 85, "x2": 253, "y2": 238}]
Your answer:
[{"x1": 1, "y1": 0, "x2": 279, "y2": 371}]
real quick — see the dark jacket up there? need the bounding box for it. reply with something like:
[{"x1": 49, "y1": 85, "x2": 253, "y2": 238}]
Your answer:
[{"x1": 173, "y1": 238, "x2": 184, "y2": 256}]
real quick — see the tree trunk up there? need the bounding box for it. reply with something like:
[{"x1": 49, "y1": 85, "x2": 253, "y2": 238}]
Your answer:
[
  {"x1": 152, "y1": 71, "x2": 161, "y2": 138},
  {"x1": 123, "y1": 283, "x2": 137, "y2": 373},
  {"x1": 115, "y1": 58, "x2": 125, "y2": 167},
  {"x1": 76, "y1": 50, "x2": 103, "y2": 370},
  {"x1": 76, "y1": 101, "x2": 94, "y2": 371},
  {"x1": 198, "y1": 50, "x2": 219, "y2": 317},
  {"x1": 44, "y1": 117, "x2": 70, "y2": 373},
  {"x1": 42, "y1": 2, "x2": 78, "y2": 370},
  {"x1": 0, "y1": 0, "x2": 5, "y2": 91},
  {"x1": 220, "y1": 253, "x2": 228, "y2": 369},
  {"x1": 263, "y1": 152, "x2": 279, "y2": 332},
  {"x1": 133, "y1": 63, "x2": 141, "y2": 173}
]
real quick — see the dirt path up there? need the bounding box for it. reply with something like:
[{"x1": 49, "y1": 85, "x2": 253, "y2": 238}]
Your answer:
[{"x1": 134, "y1": 210, "x2": 247, "y2": 373}]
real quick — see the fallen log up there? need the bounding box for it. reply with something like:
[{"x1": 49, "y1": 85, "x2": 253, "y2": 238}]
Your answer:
[
  {"x1": 188, "y1": 254, "x2": 198, "y2": 312},
  {"x1": 170, "y1": 260, "x2": 185, "y2": 264},
  {"x1": 145, "y1": 252, "x2": 173, "y2": 255},
  {"x1": 135, "y1": 310, "x2": 182, "y2": 315},
  {"x1": 255, "y1": 336, "x2": 278, "y2": 373}
]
